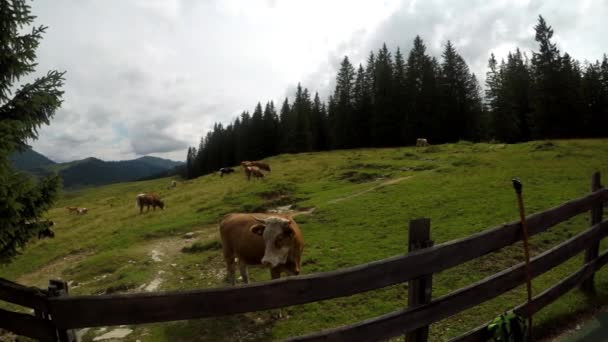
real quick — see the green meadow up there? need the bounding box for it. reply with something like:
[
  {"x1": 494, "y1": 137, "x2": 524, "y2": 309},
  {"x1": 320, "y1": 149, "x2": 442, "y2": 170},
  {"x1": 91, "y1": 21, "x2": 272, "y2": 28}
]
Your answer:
[{"x1": 2, "y1": 139, "x2": 608, "y2": 341}]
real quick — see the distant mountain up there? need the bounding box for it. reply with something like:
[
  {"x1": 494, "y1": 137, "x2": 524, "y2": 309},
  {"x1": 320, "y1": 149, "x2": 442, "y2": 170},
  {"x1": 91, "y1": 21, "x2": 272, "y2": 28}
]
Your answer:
[
  {"x1": 9, "y1": 148, "x2": 56, "y2": 170},
  {"x1": 9, "y1": 149, "x2": 184, "y2": 189}
]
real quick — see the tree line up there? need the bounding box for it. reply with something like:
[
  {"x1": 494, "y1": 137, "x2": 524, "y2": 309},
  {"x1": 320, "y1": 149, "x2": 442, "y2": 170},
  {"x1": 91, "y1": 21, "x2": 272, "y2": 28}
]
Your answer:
[{"x1": 184, "y1": 15, "x2": 608, "y2": 179}]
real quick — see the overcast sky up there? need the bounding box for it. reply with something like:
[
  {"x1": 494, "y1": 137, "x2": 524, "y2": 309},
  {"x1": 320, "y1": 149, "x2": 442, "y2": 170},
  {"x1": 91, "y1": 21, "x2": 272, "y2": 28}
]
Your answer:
[{"x1": 27, "y1": 0, "x2": 608, "y2": 162}]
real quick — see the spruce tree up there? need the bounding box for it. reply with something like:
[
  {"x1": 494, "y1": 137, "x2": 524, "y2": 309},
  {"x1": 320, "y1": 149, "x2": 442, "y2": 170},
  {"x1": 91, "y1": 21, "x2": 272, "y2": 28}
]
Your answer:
[
  {"x1": 1, "y1": 0, "x2": 65, "y2": 261},
  {"x1": 405, "y1": 36, "x2": 438, "y2": 143},
  {"x1": 530, "y1": 15, "x2": 563, "y2": 138},
  {"x1": 371, "y1": 43, "x2": 397, "y2": 146},
  {"x1": 293, "y1": 85, "x2": 313, "y2": 152},
  {"x1": 353, "y1": 64, "x2": 372, "y2": 147},
  {"x1": 393, "y1": 47, "x2": 408, "y2": 144},
  {"x1": 333, "y1": 56, "x2": 356, "y2": 148}
]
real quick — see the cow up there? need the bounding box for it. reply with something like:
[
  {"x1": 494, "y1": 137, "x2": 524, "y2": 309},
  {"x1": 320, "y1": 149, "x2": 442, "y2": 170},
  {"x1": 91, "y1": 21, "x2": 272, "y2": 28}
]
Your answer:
[
  {"x1": 250, "y1": 161, "x2": 271, "y2": 172},
  {"x1": 136, "y1": 193, "x2": 165, "y2": 214},
  {"x1": 219, "y1": 167, "x2": 235, "y2": 177},
  {"x1": 416, "y1": 138, "x2": 429, "y2": 147},
  {"x1": 37, "y1": 220, "x2": 55, "y2": 239},
  {"x1": 66, "y1": 206, "x2": 79, "y2": 214},
  {"x1": 76, "y1": 208, "x2": 88, "y2": 215},
  {"x1": 245, "y1": 166, "x2": 264, "y2": 181},
  {"x1": 220, "y1": 213, "x2": 304, "y2": 285},
  {"x1": 241, "y1": 161, "x2": 271, "y2": 172},
  {"x1": 170, "y1": 180, "x2": 177, "y2": 188}
]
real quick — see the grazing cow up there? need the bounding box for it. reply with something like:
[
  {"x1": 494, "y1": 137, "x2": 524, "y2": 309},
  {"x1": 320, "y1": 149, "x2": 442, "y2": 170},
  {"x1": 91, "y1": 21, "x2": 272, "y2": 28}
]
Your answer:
[
  {"x1": 37, "y1": 220, "x2": 55, "y2": 239},
  {"x1": 250, "y1": 161, "x2": 271, "y2": 172},
  {"x1": 136, "y1": 193, "x2": 165, "y2": 214},
  {"x1": 220, "y1": 213, "x2": 304, "y2": 284},
  {"x1": 241, "y1": 161, "x2": 271, "y2": 172},
  {"x1": 219, "y1": 167, "x2": 235, "y2": 177},
  {"x1": 170, "y1": 180, "x2": 177, "y2": 188},
  {"x1": 76, "y1": 208, "x2": 88, "y2": 215},
  {"x1": 245, "y1": 166, "x2": 264, "y2": 181},
  {"x1": 66, "y1": 206, "x2": 79, "y2": 214},
  {"x1": 416, "y1": 138, "x2": 429, "y2": 147}
]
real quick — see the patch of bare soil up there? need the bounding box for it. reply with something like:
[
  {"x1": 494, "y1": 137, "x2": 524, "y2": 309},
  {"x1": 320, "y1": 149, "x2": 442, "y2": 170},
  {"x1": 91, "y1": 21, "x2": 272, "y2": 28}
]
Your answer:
[
  {"x1": 266, "y1": 205, "x2": 315, "y2": 217},
  {"x1": 16, "y1": 250, "x2": 93, "y2": 288},
  {"x1": 328, "y1": 176, "x2": 414, "y2": 204}
]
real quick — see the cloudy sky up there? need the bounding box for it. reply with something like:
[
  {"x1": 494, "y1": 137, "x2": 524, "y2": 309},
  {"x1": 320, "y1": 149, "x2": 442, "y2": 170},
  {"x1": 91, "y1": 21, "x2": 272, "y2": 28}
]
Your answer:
[{"x1": 27, "y1": 0, "x2": 608, "y2": 162}]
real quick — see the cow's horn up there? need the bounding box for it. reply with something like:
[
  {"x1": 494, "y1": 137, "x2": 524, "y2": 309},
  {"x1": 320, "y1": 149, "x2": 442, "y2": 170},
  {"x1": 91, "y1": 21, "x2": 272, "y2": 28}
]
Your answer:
[{"x1": 253, "y1": 216, "x2": 266, "y2": 224}]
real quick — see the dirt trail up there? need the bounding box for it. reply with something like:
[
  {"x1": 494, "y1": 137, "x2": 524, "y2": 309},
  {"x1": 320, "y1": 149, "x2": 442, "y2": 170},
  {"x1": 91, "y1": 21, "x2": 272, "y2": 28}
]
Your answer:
[
  {"x1": 17, "y1": 250, "x2": 92, "y2": 288},
  {"x1": 328, "y1": 176, "x2": 413, "y2": 204}
]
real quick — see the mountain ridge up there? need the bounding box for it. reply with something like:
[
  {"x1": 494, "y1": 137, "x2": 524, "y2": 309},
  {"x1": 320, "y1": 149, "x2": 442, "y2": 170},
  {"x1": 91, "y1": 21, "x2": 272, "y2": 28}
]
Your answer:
[{"x1": 9, "y1": 148, "x2": 183, "y2": 189}]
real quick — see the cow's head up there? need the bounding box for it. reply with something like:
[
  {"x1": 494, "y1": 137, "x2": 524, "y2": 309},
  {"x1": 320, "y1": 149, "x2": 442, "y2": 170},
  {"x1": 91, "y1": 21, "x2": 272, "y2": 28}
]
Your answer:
[
  {"x1": 250, "y1": 216, "x2": 294, "y2": 268},
  {"x1": 157, "y1": 200, "x2": 165, "y2": 210}
]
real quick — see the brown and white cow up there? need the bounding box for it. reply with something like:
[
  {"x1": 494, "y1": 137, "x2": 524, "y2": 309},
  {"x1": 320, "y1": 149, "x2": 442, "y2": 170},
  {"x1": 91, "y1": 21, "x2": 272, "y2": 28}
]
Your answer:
[
  {"x1": 220, "y1": 213, "x2": 304, "y2": 285},
  {"x1": 66, "y1": 206, "x2": 79, "y2": 214},
  {"x1": 246, "y1": 166, "x2": 264, "y2": 181},
  {"x1": 241, "y1": 160, "x2": 271, "y2": 172},
  {"x1": 416, "y1": 138, "x2": 429, "y2": 147},
  {"x1": 136, "y1": 193, "x2": 165, "y2": 214}
]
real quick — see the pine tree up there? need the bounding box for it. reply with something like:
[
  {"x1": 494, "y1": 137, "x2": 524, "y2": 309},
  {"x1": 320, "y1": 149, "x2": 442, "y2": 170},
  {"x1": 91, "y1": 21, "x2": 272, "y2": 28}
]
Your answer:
[
  {"x1": 393, "y1": 47, "x2": 408, "y2": 144},
  {"x1": 352, "y1": 64, "x2": 372, "y2": 147},
  {"x1": 405, "y1": 36, "x2": 438, "y2": 143},
  {"x1": 310, "y1": 92, "x2": 328, "y2": 150},
  {"x1": 333, "y1": 56, "x2": 356, "y2": 148},
  {"x1": 1, "y1": 0, "x2": 66, "y2": 261},
  {"x1": 530, "y1": 15, "x2": 563, "y2": 138},
  {"x1": 250, "y1": 102, "x2": 265, "y2": 159},
  {"x1": 279, "y1": 97, "x2": 296, "y2": 153},
  {"x1": 262, "y1": 101, "x2": 279, "y2": 156},
  {"x1": 372, "y1": 43, "x2": 397, "y2": 146},
  {"x1": 293, "y1": 85, "x2": 313, "y2": 152}
]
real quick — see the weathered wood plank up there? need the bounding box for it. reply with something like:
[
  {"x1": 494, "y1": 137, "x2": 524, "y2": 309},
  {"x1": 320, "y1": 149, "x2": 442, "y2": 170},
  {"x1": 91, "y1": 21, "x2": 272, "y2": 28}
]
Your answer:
[
  {"x1": 287, "y1": 221, "x2": 608, "y2": 342},
  {"x1": 0, "y1": 307, "x2": 57, "y2": 341},
  {"x1": 406, "y1": 218, "x2": 432, "y2": 342},
  {"x1": 582, "y1": 172, "x2": 603, "y2": 293},
  {"x1": 450, "y1": 243, "x2": 608, "y2": 342},
  {"x1": 47, "y1": 189, "x2": 608, "y2": 329},
  {"x1": 0, "y1": 277, "x2": 48, "y2": 312}
]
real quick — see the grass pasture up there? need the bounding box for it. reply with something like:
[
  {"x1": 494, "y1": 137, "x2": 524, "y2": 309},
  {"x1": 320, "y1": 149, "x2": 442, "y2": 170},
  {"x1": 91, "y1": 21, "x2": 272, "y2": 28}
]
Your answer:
[{"x1": 2, "y1": 139, "x2": 608, "y2": 341}]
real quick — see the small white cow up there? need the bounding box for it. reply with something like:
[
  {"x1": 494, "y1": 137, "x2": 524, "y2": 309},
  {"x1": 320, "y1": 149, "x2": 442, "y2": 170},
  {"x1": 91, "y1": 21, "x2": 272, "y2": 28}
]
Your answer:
[{"x1": 416, "y1": 138, "x2": 429, "y2": 147}]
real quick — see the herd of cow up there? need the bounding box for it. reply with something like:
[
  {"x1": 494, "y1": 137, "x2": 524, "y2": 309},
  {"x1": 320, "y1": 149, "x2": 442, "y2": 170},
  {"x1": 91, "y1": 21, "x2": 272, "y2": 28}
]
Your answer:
[{"x1": 42, "y1": 142, "x2": 434, "y2": 285}]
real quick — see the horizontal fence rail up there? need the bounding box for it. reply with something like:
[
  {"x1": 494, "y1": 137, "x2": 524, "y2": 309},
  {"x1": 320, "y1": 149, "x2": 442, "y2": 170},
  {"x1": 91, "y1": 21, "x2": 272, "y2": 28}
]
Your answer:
[
  {"x1": 45, "y1": 188, "x2": 608, "y2": 329},
  {"x1": 0, "y1": 278, "x2": 48, "y2": 312},
  {"x1": 287, "y1": 220, "x2": 608, "y2": 342},
  {"x1": 0, "y1": 308, "x2": 57, "y2": 341},
  {"x1": 452, "y1": 249, "x2": 608, "y2": 342}
]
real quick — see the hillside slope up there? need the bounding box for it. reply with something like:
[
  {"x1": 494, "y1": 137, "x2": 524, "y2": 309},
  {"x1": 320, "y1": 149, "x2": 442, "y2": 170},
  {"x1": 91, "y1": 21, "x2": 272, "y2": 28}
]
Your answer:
[{"x1": 2, "y1": 140, "x2": 608, "y2": 341}]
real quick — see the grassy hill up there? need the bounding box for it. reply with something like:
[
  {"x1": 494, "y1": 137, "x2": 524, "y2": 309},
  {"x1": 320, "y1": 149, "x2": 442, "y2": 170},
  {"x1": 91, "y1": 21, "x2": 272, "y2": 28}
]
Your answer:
[{"x1": 2, "y1": 139, "x2": 608, "y2": 341}]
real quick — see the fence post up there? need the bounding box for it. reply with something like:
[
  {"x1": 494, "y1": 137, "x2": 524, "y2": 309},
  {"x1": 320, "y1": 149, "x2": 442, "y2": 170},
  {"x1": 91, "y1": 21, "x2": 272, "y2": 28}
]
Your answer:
[
  {"x1": 405, "y1": 218, "x2": 433, "y2": 342},
  {"x1": 48, "y1": 280, "x2": 76, "y2": 342},
  {"x1": 582, "y1": 172, "x2": 603, "y2": 294}
]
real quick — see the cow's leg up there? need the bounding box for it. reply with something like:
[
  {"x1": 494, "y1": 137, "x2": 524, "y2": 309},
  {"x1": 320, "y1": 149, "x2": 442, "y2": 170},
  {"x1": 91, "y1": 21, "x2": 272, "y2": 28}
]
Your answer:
[
  {"x1": 223, "y1": 252, "x2": 236, "y2": 285},
  {"x1": 238, "y1": 260, "x2": 250, "y2": 284}
]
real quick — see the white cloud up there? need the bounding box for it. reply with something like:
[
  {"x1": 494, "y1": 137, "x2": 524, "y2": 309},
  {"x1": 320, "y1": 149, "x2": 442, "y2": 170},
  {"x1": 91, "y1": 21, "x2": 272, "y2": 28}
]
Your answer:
[{"x1": 24, "y1": 0, "x2": 608, "y2": 162}]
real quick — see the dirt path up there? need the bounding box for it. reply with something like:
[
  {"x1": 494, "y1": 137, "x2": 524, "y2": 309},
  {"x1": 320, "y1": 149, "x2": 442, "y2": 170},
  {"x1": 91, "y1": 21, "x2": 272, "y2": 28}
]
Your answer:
[
  {"x1": 328, "y1": 176, "x2": 414, "y2": 204},
  {"x1": 17, "y1": 250, "x2": 92, "y2": 288}
]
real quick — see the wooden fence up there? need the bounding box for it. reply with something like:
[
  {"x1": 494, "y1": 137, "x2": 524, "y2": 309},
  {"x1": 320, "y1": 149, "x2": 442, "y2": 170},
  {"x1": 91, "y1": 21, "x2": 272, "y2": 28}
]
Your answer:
[{"x1": 0, "y1": 172, "x2": 606, "y2": 342}]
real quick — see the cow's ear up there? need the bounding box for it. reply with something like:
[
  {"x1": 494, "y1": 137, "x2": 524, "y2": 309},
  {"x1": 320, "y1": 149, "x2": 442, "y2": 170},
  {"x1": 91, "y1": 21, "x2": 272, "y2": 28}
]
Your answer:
[
  {"x1": 283, "y1": 227, "x2": 294, "y2": 238},
  {"x1": 250, "y1": 224, "x2": 265, "y2": 236}
]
